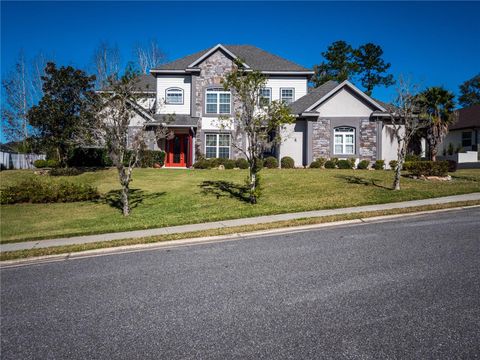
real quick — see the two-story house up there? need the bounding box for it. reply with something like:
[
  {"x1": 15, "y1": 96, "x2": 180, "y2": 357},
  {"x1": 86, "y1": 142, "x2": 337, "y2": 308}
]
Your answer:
[{"x1": 129, "y1": 44, "x2": 399, "y2": 168}]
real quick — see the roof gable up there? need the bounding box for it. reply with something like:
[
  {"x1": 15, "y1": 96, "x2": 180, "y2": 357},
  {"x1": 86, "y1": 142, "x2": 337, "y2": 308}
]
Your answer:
[{"x1": 151, "y1": 44, "x2": 312, "y2": 74}]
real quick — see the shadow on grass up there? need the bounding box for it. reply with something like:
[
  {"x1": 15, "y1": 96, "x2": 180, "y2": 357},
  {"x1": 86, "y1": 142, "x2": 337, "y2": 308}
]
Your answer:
[
  {"x1": 450, "y1": 174, "x2": 479, "y2": 182},
  {"x1": 199, "y1": 180, "x2": 251, "y2": 203},
  {"x1": 335, "y1": 175, "x2": 392, "y2": 190},
  {"x1": 100, "y1": 189, "x2": 166, "y2": 213}
]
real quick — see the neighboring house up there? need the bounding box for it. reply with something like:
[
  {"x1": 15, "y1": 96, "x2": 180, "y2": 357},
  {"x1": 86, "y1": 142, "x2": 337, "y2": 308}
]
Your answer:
[
  {"x1": 438, "y1": 104, "x2": 480, "y2": 163},
  {"x1": 128, "y1": 43, "x2": 399, "y2": 168}
]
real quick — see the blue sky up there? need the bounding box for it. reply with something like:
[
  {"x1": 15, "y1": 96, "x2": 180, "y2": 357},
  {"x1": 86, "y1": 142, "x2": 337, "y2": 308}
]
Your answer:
[{"x1": 1, "y1": 1, "x2": 479, "y2": 104}]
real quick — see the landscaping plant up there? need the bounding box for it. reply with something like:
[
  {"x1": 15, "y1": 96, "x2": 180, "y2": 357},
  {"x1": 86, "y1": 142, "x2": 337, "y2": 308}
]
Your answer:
[{"x1": 281, "y1": 156, "x2": 295, "y2": 169}]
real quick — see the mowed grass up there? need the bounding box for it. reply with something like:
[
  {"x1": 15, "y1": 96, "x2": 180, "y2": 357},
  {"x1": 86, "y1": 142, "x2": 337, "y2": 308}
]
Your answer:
[{"x1": 1, "y1": 168, "x2": 479, "y2": 243}]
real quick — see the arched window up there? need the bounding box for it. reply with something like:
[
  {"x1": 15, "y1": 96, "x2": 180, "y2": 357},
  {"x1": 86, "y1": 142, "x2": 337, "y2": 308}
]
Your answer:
[
  {"x1": 205, "y1": 87, "x2": 231, "y2": 114},
  {"x1": 334, "y1": 127, "x2": 355, "y2": 154},
  {"x1": 165, "y1": 88, "x2": 184, "y2": 104}
]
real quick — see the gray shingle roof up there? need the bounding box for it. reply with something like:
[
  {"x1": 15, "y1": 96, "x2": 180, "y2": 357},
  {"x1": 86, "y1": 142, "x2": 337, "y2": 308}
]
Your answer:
[
  {"x1": 101, "y1": 74, "x2": 156, "y2": 92},
  {"x1": 153, "y1": 45, "x2": 310, "y2": 72},
  {"x1": 450, "y1": 104, "x2": 480, "y2": 130},
  {"x1": 152, "y1": 114, "x2": 199, "y2": 127},
  {"x1": 289, "y1": 80, "x2": 339, "y2": 114}
]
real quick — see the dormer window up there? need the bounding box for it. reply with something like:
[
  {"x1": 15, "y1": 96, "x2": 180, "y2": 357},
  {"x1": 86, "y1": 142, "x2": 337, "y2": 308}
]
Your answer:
[
  {"x1": 205, "y1": 88, "x2": 231, "y2": 114},
  {"x1": 166, "y1": 88, "x2": 184, "y2": 104}
]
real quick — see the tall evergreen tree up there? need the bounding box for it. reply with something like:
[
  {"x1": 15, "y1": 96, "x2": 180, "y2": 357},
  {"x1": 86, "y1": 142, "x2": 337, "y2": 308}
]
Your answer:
[
  {"x1": 353, "y1": 43, "x2": 394, "y2": 96},
  {"x1": 458, "y1": 74, "x2": 480, "y2": 108},
  {"x1": 312, "y1": 41, "x2": 357, "y2": 87},
  {"x1": 27, "y1": 63, "x2": 98, "y2": 165}
]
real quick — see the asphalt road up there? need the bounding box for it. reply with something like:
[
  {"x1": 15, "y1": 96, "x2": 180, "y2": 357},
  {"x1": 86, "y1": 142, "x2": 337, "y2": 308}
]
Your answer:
[{"x1": 1, "y1": 208, "x2": 480, "y2": 359}]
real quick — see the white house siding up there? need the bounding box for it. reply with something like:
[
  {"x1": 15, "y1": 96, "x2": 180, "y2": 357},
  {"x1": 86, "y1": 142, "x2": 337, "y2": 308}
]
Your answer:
[
  {"x1": 381, "y1": 124, "x2": 403, "y2": 168},
  {"x1": 156, "y1": 75, "x2": 191, "y2": 114},
  {"x1": 279, "y1": 121, "x2": 306, "y2": 167},
  {"x1": 315, "y1": 87, "x2": 375, "y2": 117},
  {"x1": 265, "y1": 77, "x2": 308, "y2": 103},
  {"x1": 439, "y1": 130, "x2": 466, "y2": 153}
]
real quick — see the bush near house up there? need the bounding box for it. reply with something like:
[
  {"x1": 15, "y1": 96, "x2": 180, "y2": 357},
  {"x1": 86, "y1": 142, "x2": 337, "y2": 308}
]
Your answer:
[
  {"x1": 138, "y1": 150, "x2": 165, "y2": 168},
  {"x1": 337, "y1": 160, "x2": 352, "y2": 169},
  {"x1": 309, "y1": 160, "x2": 321, "y2": 168},
  {"x1": 403, "y1": 161, "x2": 449, "y2": 177},
  {"x1": 67, "y1": 148, "x2": 113, "y2": 168},
  {"x1": 357, "y1": 160, "x2": 370, "y2": 169},
  {"x1": 33, "y1": 159, "x2": 59, "y2": 168},
  {"x1": 235, "y1": 158, "x2": 249, "y2": 169},
  {"x1": 50, "y1": 168, "x2": 83, "y2": 176},
  {"x1": 389, "y1": 160, "x2": 398, "y2": 171},
  {"x1": 373, "y1": 160, "x2": 385, "y2": 170},
  {"x1": 0, "y1": 178, "x2": 99, "y2": 204},
  {"x1": 264, "y1": 156, "x2": 278, "y2": 169},
  {"x1": 324, "y1": 160, "x2": 336, "y2": 169},
  {"x1": 281, "y1": 156, "x2": 295, "y2": 169}
]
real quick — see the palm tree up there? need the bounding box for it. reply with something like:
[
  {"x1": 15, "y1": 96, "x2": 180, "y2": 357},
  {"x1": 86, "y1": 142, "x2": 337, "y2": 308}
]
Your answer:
[{"x1": 419, "y1": 87, "x2": 456, "y2": 161}]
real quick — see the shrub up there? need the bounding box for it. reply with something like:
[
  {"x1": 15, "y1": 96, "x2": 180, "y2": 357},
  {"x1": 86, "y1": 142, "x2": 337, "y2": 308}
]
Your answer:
[
  {"x1": 446, "y1": 160, "x2": 457, "y2": 172},
  {"x1": 235, "y1": 158, "x2": 249, "y2": 169},
  {"x1": 224, "y1": 159, "x2": 236, "y2": 169},
  {"x1": 281, "y1": 156, "x2": 295, "y2": 169},
  {"x1": 447, "y1": 143, "x2": 455, "y2": 156},
  {"x1": 330, "y1": 157, "x2": 339, "y2": 166},
  {"x1": 405, "y1": 154, "x2": 421, "y2": 162},
  {"x1": 0, "y1": 178, "x2": 100, "y2": 204},
  {"x1": 67, "y1": 147, "x2": 112, "y2": 168},
  {"x1": 389, "y1": 160, "x2": 398, "y2": 171},
  {"x1": 50, "y1": 168, "x2": 83, "y2": 176},
  {"x1": 324, "y1": 160, "x2": 336, "y2": 169},
  {"x1": 47, "y1": 159, "x2": 59, "y2": 168},
  {"x1": 404, "y1": 161, "x2": 449, "y2": 177},
  {"x1": 348, "y1": 158, "x2": 356, "y2": 168},
  {"x1": 337, "y1": 159, "x2": 352, "y2": 169},
  {"x1": 357, "y1": 160, "x2": 370, "y2": 169},
  {"x1": 373, "y1": 160, "x2": 385, "y2": 170},
  {"x1": 193, "y1": 159, "x2": 212, "y2": 169},
  {"x1": 316, "y1": 157, "x2": 326, "y2": 167},
  {"x1": 139, "y1": 150, "x2": 165, "y2": 168},
  {"x1": 309, "y1": 160, "x2": 321, "y2": 168},
  {"x1": 34, "y1": 159, "x2": 48, "y2": 168},
  {"x1": 264, "y1": 156, "x2": 278, "y2": 169}
]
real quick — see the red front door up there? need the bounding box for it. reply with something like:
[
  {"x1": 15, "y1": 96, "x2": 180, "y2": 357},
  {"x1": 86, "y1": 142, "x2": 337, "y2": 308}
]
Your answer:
[{"x1": 166, "y1": 134, "x2": 189, "y2": 167}]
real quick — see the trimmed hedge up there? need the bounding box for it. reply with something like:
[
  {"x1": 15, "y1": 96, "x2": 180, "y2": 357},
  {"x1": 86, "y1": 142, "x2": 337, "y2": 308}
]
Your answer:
[
  {"x1": 0, "y1": 178, "x2": 100, "y2": 204},
  {"x1": 235, "y1": 158, "x2": 249, "y2": 169},
  {"x1": 138, "y1": 149, "x2": 165, "y2": 168},
  {"x1": 281, "y1": 156, "x2": 295, "y2": 169},
  {"x1": 357, "y1": 160, "x2": 370, "y2": 169},
  {"x1": 324, "y1": 160, "x2": 336, "y2": 169},
  {"x1": 389, "y1": 160, "x2": 398, "y2": 171},
  {"x1": 50, "y1": 168, "x2": 83, "y2": 176},
  {"x1": 373, "y1": 160, "x2": 385, "y2": 170},
  {"x1": 67, "y1": 148, "x2": 112, "y2": 167},
  {"x1": 34, "y1": 159, "x2": 58, "y2": 168},
  {"x1": 337, "y1": 159, "x2": 352, "y2": 169},
  {"x1": 403, "y1": 161, "x2": 449, "y2": 177},
  {"x1": 264, "y1": 156, "x2": 278, "y2": 169}
]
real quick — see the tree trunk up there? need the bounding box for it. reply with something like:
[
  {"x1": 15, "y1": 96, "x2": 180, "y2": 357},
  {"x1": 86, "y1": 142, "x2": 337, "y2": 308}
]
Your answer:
[
  {"x1": 121, "y1": 183, "x2": 130, "y2": 216},
  {"x1": 249, "y1": 165, "x2": 257, "y2": 204},
  {"x1": 393, "y1": 161, "x2": 402, "y2": 190},
  {"x1": 393, "y1": 138, "x2": 405, "y2": 191}
]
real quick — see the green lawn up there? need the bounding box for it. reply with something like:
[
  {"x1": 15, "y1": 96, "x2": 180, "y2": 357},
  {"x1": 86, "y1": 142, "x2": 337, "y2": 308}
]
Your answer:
[{"x1": 1, "y1": 168, "x2": 479, "y2": 243}]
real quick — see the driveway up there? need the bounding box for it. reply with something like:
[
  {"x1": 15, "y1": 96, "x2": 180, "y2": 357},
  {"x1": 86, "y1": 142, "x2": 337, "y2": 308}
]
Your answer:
[{"x1": 1, "y1": 208, "x2": 479, "y2": 359}]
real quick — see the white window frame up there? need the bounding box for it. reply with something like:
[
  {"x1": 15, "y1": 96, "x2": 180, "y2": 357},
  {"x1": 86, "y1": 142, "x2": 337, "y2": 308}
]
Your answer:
[
  {"x1": 165, "y1": 87, "x2": 184, "y2": 105},
  {"x1": 280, "y1": 88, "x2": 295, "y2": 104},
  {"x1": 205, "y1": 133, "x2": 231, "y2": 159},
  {"x1": 259, "y1": 87, "x2": 272, "y2": 107},
  {"x1": 205, "y1": 88, "x2": 231, "y2": 114},
  {"x1": 334, "y1": 127, "x2": 355, "y2": 155}
]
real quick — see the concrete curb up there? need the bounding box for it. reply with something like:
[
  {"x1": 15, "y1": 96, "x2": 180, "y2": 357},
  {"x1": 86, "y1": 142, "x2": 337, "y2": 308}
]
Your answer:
[
  {"x1": 1, "y1": 205, "x2": 478, "y2": 268},
  {"x1": 2, "y1": 192, "x2": 480, "y2": 253}
]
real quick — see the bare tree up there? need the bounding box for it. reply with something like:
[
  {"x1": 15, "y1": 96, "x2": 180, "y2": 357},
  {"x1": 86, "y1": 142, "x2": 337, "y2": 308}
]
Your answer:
[
  {"x1": 221, "y1": 62, "x2": 295, "y2": 204},
  {"x1": 93, "y1": 41, "x2": 121, "y2": 88},
  {"x1": 385, "y1": 77, "x2": 426, "y2": 190},
  {"x1": 96, "y1": 68, "x2": 169, "y2": 216},
  {"x1": 2, "y1": 51, "x2": 34, "y2": 151},
  {"x1": 134, "y1": 39, "x2": 165, "y2": 74}
]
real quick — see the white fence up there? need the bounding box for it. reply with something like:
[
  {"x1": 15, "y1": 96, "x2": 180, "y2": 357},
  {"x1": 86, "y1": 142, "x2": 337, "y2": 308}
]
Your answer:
[{"x1": 0, "y1": 151, "x2": 46, "y2": 170}]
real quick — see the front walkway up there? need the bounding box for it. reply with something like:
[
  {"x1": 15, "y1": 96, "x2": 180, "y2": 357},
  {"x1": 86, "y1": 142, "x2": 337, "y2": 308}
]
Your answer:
[{"x1": 2, "y1": 193, "x2": 479, "y2": 252}]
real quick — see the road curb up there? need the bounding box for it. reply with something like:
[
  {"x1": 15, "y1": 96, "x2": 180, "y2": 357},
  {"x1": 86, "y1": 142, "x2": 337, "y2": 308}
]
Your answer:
[{"x1": 2, "y1": 205, "x2": 478, "y2": 268}]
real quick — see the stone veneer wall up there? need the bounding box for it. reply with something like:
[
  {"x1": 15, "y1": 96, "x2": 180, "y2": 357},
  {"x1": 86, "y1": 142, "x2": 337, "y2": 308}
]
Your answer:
[
  {"x1": 312, "y1": 119, "x2": 331, "y2": 159},
  {"x1": 193, "y1": 50, "x2": 244, "y2": 159},
  {"x1": 359, "y1": 118, "x2": 377, "y2": 160}
]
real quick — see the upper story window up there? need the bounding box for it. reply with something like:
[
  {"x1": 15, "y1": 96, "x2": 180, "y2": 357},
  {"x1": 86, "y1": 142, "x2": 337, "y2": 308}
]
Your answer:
[
  {"x1": 334, "y1": 127, "x2": 355, "y2": 155},
  {"x1": 280, "y1": 88, "x2": 295, "y2": 104},
  {"x1": 205, "y1": 88, "x2": 231, "y2": 114},
  {"x1": 259, "y1": 88, "x2": 272, "y2": 107},
  {"x1": 165, "y1": 88, "x2": 184, "y2": 104}
]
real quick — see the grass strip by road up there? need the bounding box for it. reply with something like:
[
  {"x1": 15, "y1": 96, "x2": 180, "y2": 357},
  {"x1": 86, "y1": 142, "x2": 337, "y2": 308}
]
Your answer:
[{"x1": 2, "y1": 200, "x2": 479, "y2": 262}]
